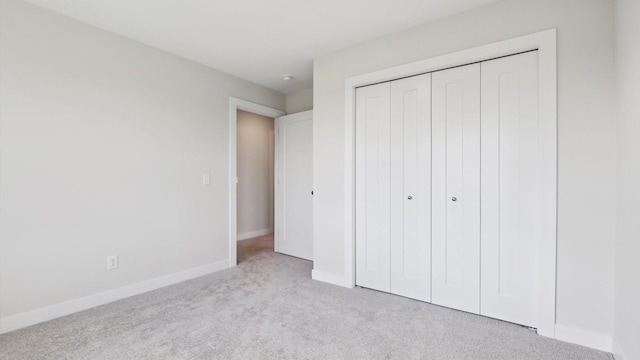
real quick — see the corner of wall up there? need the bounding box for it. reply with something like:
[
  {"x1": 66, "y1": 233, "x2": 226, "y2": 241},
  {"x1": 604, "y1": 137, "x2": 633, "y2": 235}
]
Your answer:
[
  {"x1": 285, "y1": 88, "x2": 314, "y2": 114},
  {"x1": 612, "y1": 336, "x2": 629, "y2": 360},
  {"x1": 554, "y1": 323, "x2": 612, "y2": 353}
]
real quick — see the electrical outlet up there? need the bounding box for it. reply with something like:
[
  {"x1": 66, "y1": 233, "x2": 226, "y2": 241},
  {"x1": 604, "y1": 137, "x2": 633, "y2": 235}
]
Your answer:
[{"x1": 107, "y1": 255, "x2": 119, "y2": 270}]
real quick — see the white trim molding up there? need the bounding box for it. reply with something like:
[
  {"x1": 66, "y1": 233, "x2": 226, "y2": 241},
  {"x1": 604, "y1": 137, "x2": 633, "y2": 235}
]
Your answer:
[
  {"x1": 555, "y1": 324, "x2": 612, "y2": 353},
  {"x1": 342, "y1": 29, "x2": 557, "y2": 337},
  {"x1": 228, "y1": 97, "x2": 285, "y2": 267},
  {"x1": 0, "y1": 259, "x2": 229, "y2": 334},
  {"x1": 311, "y1": 269, "x2": 353, "y2": 288},
  {"x1": 612, "y1": 336, "x2": 630, "y2": 360},
  {"x1": 237, "y1": 228, "x2": 273, "y2": 241}
]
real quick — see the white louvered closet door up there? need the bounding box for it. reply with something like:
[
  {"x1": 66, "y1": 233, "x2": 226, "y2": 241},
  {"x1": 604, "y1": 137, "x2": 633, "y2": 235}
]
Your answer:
[
  {"x1": 431, "y1": 63, "x2": 481, "y2": 314},
  {"x1": 355, "y1": 82, "x2": 391, "y2": 293},
  {"x1": 480, "y1": 51, "x2": 539, "y2": 327},
  {"x1": 389, "y1": 74, "x2": 432, "y2": 302}
]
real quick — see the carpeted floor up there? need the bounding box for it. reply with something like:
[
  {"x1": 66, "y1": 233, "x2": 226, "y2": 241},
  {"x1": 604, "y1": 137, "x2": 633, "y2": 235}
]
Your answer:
[
  {"x1": 237, "y1": 233, "x2": 275, "y2": 264},
  {"x1": 0, "y1": 235, "x2": 612, "y2": 360}
]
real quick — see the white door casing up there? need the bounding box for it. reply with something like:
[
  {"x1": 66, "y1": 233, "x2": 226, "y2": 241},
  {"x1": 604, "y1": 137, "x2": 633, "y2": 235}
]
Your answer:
[
  {"x1": 276, "y1": 111, "x2": 313, "y2": 260},
  {"x1": 229, "y1": 98, "x2": 285, "y2": 267},
  {"x1": 480, "y1": 51, "x2": 539, "y2": 327},
  {"x1": 389, "y1": 74, "x2": 432, "y2": 302},
  {"x1": 355, "y1": 82, "x2": 391, "y2": 292},
  {"x1": 431, "y1": 63, "x2": 481, "y2": 314}
]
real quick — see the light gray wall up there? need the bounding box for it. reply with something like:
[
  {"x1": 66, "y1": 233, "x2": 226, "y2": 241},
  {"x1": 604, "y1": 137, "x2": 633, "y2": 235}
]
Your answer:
[
  {"x1": 0, "y1": 0, "x2": 284, "y2": 321},
  {"x1": 285, "y1": 88, "x2": 313, "y2": 114},
  {"x1": 313, "y1": 0, "x2": 616, "y2": 342},
  {"x1": 613, "y1": 0, "x2": 640, "y2": 359},
  {"x1": 236, "y1": 110, "x2": 274, "y2": 239}
]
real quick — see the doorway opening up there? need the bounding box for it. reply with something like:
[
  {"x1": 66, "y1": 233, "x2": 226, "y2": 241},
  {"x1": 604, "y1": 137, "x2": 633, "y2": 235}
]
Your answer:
[
  {"x1": 228, "y1": 97, "x2": 285, "y2": 267},
  {"x1": 228, "y1": 97, "x2": 314, "y2": 267},
  {"x1": 236, "y1": 109, "x2": 276, "y2": 264}
]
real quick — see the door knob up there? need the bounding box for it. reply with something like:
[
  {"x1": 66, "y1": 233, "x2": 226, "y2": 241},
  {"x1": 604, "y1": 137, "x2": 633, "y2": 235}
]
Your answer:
[
  {"x1": 451, "y1": 197, "x2": 457, "y2": 202},
  {"x1": 407, "y1": 196, "x2": 413, "y2": 200}
]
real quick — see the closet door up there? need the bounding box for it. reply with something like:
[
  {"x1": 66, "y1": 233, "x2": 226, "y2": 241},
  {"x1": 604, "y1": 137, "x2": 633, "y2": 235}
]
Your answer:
[
  {"x1": 355, "y1": 82, "x2": 391, "y2": 292},
  {"x1": 431, "y1": 63, "x2": 481, "y2": 314},
  {"x1": 480, "y1": 51, "x2": 539, "y2": 327},
  {"x1": 389, "y1": 74, "x2": 432, "y2": 302}
]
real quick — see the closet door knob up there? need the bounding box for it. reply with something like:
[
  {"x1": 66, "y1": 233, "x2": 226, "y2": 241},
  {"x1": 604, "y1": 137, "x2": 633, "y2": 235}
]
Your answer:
[
  {"x1": 407, "y1": 196, "x2": 413, "y2": 200},
  {"x1": 451, "y1": 197, "x2": 457, "y2": 202}
]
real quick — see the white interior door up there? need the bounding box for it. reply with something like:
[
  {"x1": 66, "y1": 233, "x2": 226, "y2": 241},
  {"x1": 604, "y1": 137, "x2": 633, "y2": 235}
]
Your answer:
[
  {"x1": 276, "y1": 111, "x2": 313, "y2": 260},
  {"x1": 431, "y1": 63, "x2": 481, "y2": 314},
  {"x1": 389, "y1": 74, "x2": 432, "y2": 302},
  {"x1": 355, "y1": 82, "x2": 391, "y2": 292},
  {"x1": 480, "y1": 51, "x2": 539, "y2": 327}
]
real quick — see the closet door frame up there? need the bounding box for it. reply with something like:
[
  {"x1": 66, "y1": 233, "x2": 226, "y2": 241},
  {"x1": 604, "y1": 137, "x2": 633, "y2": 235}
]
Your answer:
[{"x1": 342, "y1": 29, "x2": 557, "y2": 338}]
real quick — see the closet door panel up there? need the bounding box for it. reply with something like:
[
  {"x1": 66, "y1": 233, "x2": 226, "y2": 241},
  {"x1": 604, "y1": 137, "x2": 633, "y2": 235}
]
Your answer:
[
  {"x1": 276, "y1": 113, "x2": 314, "y2": 260},
  {"x1": 355, "y1": 83, "x2": 391, "y2": 292},
  {"x1": 431, "y1": 64, "x2": 481, "y2": 314},
  {"x1": 480, "y1": 51, "x2": 539, "y2": 327},
  {"x1": 389, "y1": 74, "x2": 432, "y2": 302}
]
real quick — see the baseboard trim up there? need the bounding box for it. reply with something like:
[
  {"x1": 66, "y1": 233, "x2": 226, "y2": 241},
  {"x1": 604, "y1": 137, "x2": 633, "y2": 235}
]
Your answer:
[
  {"x1": 237, "y1": 228, "x2": 273, "y2": 241},
  {"x1": 311, "y1": 269, "x2": 352, "y2": 288},
  {"x1": 0, "y1": 259, "x2": 229, "y2": 334},
  {"x1": 612, "y1": 336, "x2": 630, "y2": 360},
  {"x1": 554, "y1": 323, "x2": 612, "y2": 353}
]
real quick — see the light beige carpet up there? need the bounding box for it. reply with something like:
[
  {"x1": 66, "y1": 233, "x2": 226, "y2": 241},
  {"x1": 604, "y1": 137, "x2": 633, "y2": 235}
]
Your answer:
[
  {"x1": 237, "y1": 233, "x2": 274, "y2": 264},
  {"x1": 0, "y1": 235, "x2": 611, "y2": 359}
]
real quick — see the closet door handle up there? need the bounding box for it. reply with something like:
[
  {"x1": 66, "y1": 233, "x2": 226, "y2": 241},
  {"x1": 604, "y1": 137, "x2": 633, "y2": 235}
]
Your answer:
[
  {"x1": 407, "y1": 196, "x2": 413, "y2": 200},
  {"x1": 451, "y1": 197, "x2": 457, "y2": 202}
]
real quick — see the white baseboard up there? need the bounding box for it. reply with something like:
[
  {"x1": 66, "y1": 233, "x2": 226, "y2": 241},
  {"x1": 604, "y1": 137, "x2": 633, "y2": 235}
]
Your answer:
[
  {"x1": 554, "y1": 323, "x2": 612, "y2": 353},
  {"x1": 311, "y1": 269, "x2": 353, "y2": 288},
  {"x1": 0, "y1": 259, "x2": 229, "y2": 334},
  {"x1": 612, "y1": 336, "x2": 631, "y2": 360},
  {"x1": 237, "y1": 228, "x2": 273, "y2": 241}
]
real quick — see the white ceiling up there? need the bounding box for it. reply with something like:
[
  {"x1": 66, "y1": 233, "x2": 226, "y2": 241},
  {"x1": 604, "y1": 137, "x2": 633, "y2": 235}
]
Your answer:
[{"x1": 23, "y1": 0, "x2": 499, "y2": 94}]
